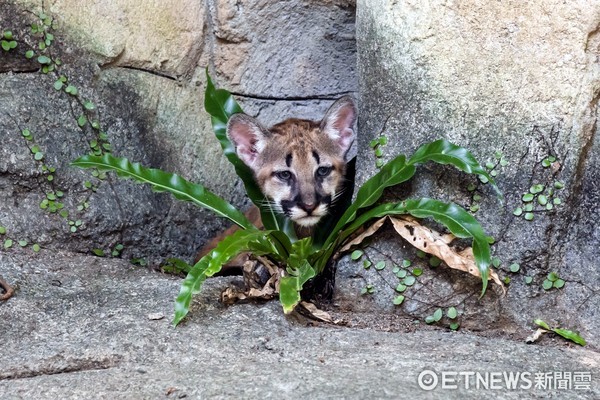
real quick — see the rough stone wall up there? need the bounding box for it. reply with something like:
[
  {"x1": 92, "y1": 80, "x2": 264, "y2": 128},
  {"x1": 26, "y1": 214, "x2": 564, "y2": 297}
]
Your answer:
[
  {"x1": 354, "y1": 0, "x2": 599, "y2": 341},
  {"x1": 0, "y1": 0, "x2": 357, "y2": 264}
]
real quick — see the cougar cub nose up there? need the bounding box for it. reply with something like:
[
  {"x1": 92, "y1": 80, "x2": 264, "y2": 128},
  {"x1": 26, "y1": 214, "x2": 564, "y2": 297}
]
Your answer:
[{"x1": 299, "y1": 201, "x2": 317, "y2": 214}]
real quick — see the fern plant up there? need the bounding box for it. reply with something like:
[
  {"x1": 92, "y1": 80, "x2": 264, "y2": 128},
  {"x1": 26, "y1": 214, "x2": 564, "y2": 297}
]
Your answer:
[{"x1": 72, "y1": 72, "x2": 500, "y2": 326}]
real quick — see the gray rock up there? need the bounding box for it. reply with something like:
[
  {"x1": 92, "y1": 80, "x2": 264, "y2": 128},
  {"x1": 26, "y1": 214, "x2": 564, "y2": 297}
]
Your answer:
[
  {"x1": 354, "y1": 0, "x2": 599, "y2": 342},
  {"x1": 1, "y1": 251, "x2": 598, "y2": 398},
  {"x1": 0, "y1": 1, "x2": 357, "y2": 265}
]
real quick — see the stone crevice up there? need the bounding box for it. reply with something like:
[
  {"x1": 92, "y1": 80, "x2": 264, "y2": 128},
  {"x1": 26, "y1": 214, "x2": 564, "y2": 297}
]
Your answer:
[
  {"x1": 227, "y1": 90, "x2": 356, "y2": 102},
  {"x1": 0, "y1": 355, "x2": 121, "y2": 381}
]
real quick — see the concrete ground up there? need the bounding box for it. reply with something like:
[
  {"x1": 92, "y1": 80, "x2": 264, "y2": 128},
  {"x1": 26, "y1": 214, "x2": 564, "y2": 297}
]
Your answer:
[{"x1": 1, "y1": 250, "x2": 598, "y2": 399}]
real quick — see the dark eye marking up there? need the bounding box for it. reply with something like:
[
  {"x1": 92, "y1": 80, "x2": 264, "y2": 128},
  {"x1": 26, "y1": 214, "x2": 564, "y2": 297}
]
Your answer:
[
  {"x1": 274, "y1": 170, "x2": 292, "y2": 181},
  {"x1": 316, "y1": 166, "x2": 332, "y2": 178},
  {"x1": 312, "y1": 151, "x2": 320, "y2": 164},
  {"x1": 285, "y1": 153, "x2": 293, "y2": 168}
]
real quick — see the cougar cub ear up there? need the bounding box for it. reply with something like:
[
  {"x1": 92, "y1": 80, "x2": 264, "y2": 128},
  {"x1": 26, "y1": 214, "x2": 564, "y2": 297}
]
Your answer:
[
  {"x1": 227, "y1": 114, "x2": 270, "y2": 169},
  {"x1": 320, "y1": 96, "x2": 357, "y2": 157}
]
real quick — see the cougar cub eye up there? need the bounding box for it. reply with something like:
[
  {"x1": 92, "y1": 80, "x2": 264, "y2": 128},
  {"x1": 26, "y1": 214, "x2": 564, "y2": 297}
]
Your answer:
[
  {"x1": 316, "y1": 166, "x2": 332, "y2": 177},
  {"x1": 275, "y1": 170, "x2": 292, "y2": 181}
]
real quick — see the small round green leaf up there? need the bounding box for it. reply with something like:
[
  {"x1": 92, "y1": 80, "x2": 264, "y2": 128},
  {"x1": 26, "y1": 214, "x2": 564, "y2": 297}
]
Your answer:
[
  {"x1": 522, "y1": 193, "x2": 534, "y2": 202},
  {"x1": 350, "y1": 250, "x2": 363, "y2": 260},
  {"x1": 542, "y1": 279, "x2": 553, "y2": 290},
  {"x1": 375, "y1": 261, "x2": 386, "y2": 270},
  {"x1": 429, "y1": 256, "x2": 441, "y2": 267},
  {"x1": 524, "y1": 212, "x2": 534, "y2": 221},
  {"x1": 403, "y1": 276, "x2": 416, "y2": 286},
  {"x1": 513, "y1": 207, "x2": 523, "y2": 216},
  {"x1": 0, "y1": 226, "x2": 5, "y2": 234},
  {"x1": 77, "y1": 115, "x2": 88, "y2": 127},
  {"x1": 412, "y1": 268, "x2": 423, "y2": 277},
  {"x1": 92, "y1": 249, "x2": 105, "y2": 257},
  {"x1": 530, "y1": 184, "x2": 545, "y2": 194},
  {"x1": 547, "y1": 272, "x2": 559, "y2": 282},
  {"x1": 447, "y1": 307, "x2": 458, "y2": 319},
  {"x1": 433, "y1": 308, "x2": 443, "y2": 322},
  {"x1": 65, "y1": 85, "x2": 78, "y2": 95},
  {"x1": 450, "y1": 322, "x2": 460, "y2": 331},
  {"x1": 553, "y1": 279, "x2": 565, "y2": 289},
  {"x1": 393, "y1": 295, "x2": 405, "y2": 305},
  {"x1": 32, "y1": 243, "x2": 41, "y2": 252},
  {"x1": 509, "y1": 263, "x2": 520, "y2": 273},
  {"x1": 4, "y1": 239, "x2": 13, "y2": 249},
  {"x1": 395, "y1": 283, "x2": 407, "y2": 293},
  {"x1": 524, "y1": 276, "x2": 533, "y2": 284},
  {"x1": 37, "y1": 55, "x2": 51, "y2": 64}
]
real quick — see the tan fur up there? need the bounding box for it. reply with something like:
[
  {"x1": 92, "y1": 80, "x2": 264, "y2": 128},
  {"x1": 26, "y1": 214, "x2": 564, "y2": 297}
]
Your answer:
[
  {"x1": 197, "y1": 97, "x2": 356, "y2": 267},
  {"x1": 226, "y1": 96, "x2": 357, "y2": 230}
]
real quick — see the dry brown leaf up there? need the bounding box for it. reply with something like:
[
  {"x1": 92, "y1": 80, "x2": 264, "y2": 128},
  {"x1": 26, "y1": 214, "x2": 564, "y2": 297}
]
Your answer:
[
  {"x1": 299, "y1": 301, "x2": 335, "y2": 322},
  {"x1": 389, "y1": 216, "x2": 504, "y2": 291},
  {"x1": 337, "y1": 217, "x2": 387, "y2": 256},
  {"x1": 526, "y1": 328, "x2": 548, "y2": 344},
  {"x1": 221, "y1": 258, "x2": 280, "y2": 305}
]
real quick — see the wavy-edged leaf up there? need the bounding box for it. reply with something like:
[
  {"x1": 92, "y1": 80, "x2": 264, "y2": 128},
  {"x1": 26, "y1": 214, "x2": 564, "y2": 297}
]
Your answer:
[
  {"x1": 324, "y1": 155, "x2": 416, "y2": 250},
  {"x1": 408, "y1": 139, "x2": 501, "y2": 196},
  {"x1": 72, "y1": 154, "x2": 255, "y2": 229},
  {"x1": 279, "y1": 260, "x2": 316, "y2": 314},
  {"x1": 551, "y1": 328, "x2": 586, "y2": 346},
  {"x1": 338, "y1": 198, "x2": 493, "y2": 296},
  {"x1": 534, "y1": 319, "x2": 586, "y2": 346},
  {"x1": 173, "y1": 229, "x2": 277, "y2": 325},
  {"x1": 204, "y1": 71, "x2": 294, "y2": 238}
]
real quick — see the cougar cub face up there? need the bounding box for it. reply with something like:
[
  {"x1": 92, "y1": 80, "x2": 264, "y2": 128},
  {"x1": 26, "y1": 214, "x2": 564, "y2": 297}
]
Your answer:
[{"x1": 227, "y1": 96, "x2": 357, "y2": 227}]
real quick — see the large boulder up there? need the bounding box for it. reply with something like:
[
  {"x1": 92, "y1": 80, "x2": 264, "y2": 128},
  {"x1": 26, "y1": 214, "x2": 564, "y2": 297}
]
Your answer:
[
  {"x1": 0, "y1": 0, "x2": 357, "y2": 264},
  {"x1": 350, "y1": 0, "x2": 599, "y2": 342}
]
